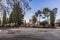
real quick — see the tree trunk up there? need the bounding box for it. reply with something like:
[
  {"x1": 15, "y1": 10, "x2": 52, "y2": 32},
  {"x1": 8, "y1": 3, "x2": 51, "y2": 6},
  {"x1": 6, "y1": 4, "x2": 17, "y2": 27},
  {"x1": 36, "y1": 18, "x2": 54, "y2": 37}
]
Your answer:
[
  {"x1": 38, "y1": 15, "x2": 40, "y2": 27},
  {"x1": 50, "y1": 12, "x2": 55, "y2": 28},
  {"x1": 47, "y1": 17, "x2": 49, "y2": 27}
]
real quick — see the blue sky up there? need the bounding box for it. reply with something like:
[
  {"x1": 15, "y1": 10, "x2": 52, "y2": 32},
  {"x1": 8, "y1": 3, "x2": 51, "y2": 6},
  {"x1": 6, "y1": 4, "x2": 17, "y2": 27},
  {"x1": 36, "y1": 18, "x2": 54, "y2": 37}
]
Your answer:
[{"x1": 24, "y1": 0, "x2": 60, "y2": 22}]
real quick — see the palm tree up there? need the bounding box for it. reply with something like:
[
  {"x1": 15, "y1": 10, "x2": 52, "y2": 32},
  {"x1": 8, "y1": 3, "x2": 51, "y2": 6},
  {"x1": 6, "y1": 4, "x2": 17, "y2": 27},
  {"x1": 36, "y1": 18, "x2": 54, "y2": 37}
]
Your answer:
[
  {"x1": 35, "y1": 10, "x2": 42, "y2": 27},
  {"x1": 35, "y1": 10, "x2": 42, "y2": 21},
  {"x1": 50, "y1": 8, "x2": 57, "y2": 28},
  {"x1": 43, "y1": 8, "x2": 50, "y2": 27}
]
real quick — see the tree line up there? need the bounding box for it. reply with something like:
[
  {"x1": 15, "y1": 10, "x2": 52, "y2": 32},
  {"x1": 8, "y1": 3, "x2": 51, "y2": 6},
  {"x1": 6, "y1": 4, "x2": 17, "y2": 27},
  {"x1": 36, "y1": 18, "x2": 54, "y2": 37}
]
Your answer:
[
  {"x1": 32, "y1": 8, "x2": 57, "y2": 28},
  {"x1": 0, "y1": 0, "x2": 31, "y2": 27},
  {"x1": 0, "y1": 0, "x2": 57, "y2": 28}
]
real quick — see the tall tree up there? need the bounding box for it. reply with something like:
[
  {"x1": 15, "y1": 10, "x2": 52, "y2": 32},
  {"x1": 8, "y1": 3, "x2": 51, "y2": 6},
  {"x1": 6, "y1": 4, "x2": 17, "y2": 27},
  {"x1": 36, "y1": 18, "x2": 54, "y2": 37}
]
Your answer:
[
  {"x1": 50, "y1": 8, "x2": 57, "y2": 28},
  {"x1": 6, "y1": 0, "x2": 31, "y2": 13},
  {"x1": 43, "y1": 8, "x2": 50, "y2": 26},
  {"x1": 10, "y1": 2, "x2": 24, "y2": 26},
  {"x1": 0, "y1": 0, "x2": 31, "y2": 10},
  {"x1": 35, "y1": 10, "x2": 42, "y2": 27},
  {"x1": 35, "y1": 10, "x2": 42, "y2": 21},
  {"x1": 0, "y1": 0, "x2": 31, "y2": 20},
  {"x1": 3, "y1": 10, "x2": 6, "y2": 26}
]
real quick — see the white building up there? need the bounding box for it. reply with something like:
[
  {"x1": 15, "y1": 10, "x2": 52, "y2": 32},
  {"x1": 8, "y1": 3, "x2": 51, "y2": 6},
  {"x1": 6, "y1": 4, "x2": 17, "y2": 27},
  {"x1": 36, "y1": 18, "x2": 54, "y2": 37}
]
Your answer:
[{"x1": 55, "y1": 19, "x2": 60, "y2": 26}]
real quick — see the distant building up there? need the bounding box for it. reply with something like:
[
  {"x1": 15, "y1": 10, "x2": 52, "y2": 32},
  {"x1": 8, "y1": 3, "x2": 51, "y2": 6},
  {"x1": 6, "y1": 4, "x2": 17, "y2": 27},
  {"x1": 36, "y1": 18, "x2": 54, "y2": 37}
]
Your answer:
[
  {"x1": 28, "y1": 19, "x2": 33, "y2": 27},
  {"x1": 23, "y1": 20, "x2": 26, "y2": 26},
  {"x1": 29, "y1": 19, "x2": 32, "y2": 24},
  {"x1": 55, "y1": 19, "x2": 60, "y2": 26}
]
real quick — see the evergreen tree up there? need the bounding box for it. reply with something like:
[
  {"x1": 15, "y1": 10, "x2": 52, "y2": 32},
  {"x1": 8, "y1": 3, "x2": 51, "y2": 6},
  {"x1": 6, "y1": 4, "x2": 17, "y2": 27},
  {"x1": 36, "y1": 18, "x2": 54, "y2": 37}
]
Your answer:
[
  {"x1": 10, "y1": 2, "x2": 24, "y2": 26},
  {"x1": 3, "y1": 10, "x2": 6, "y2": 26},
  {"x1": 50, "y1": 8, "x2": 57, "y2": 28}
]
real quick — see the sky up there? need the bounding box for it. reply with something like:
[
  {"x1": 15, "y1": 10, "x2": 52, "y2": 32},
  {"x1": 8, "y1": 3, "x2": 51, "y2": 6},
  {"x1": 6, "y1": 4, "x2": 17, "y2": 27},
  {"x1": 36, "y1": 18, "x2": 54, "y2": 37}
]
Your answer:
[{"x1": 24, "y1": 0, "x2": 60, "y2": 23}]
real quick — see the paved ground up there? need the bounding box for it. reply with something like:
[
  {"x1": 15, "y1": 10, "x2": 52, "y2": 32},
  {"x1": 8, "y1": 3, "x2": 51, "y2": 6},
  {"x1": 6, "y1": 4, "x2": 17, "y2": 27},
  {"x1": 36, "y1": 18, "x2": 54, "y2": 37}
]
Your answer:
[{"x1": 0, "y1": 28, "x2": 60, "y2": 40}]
